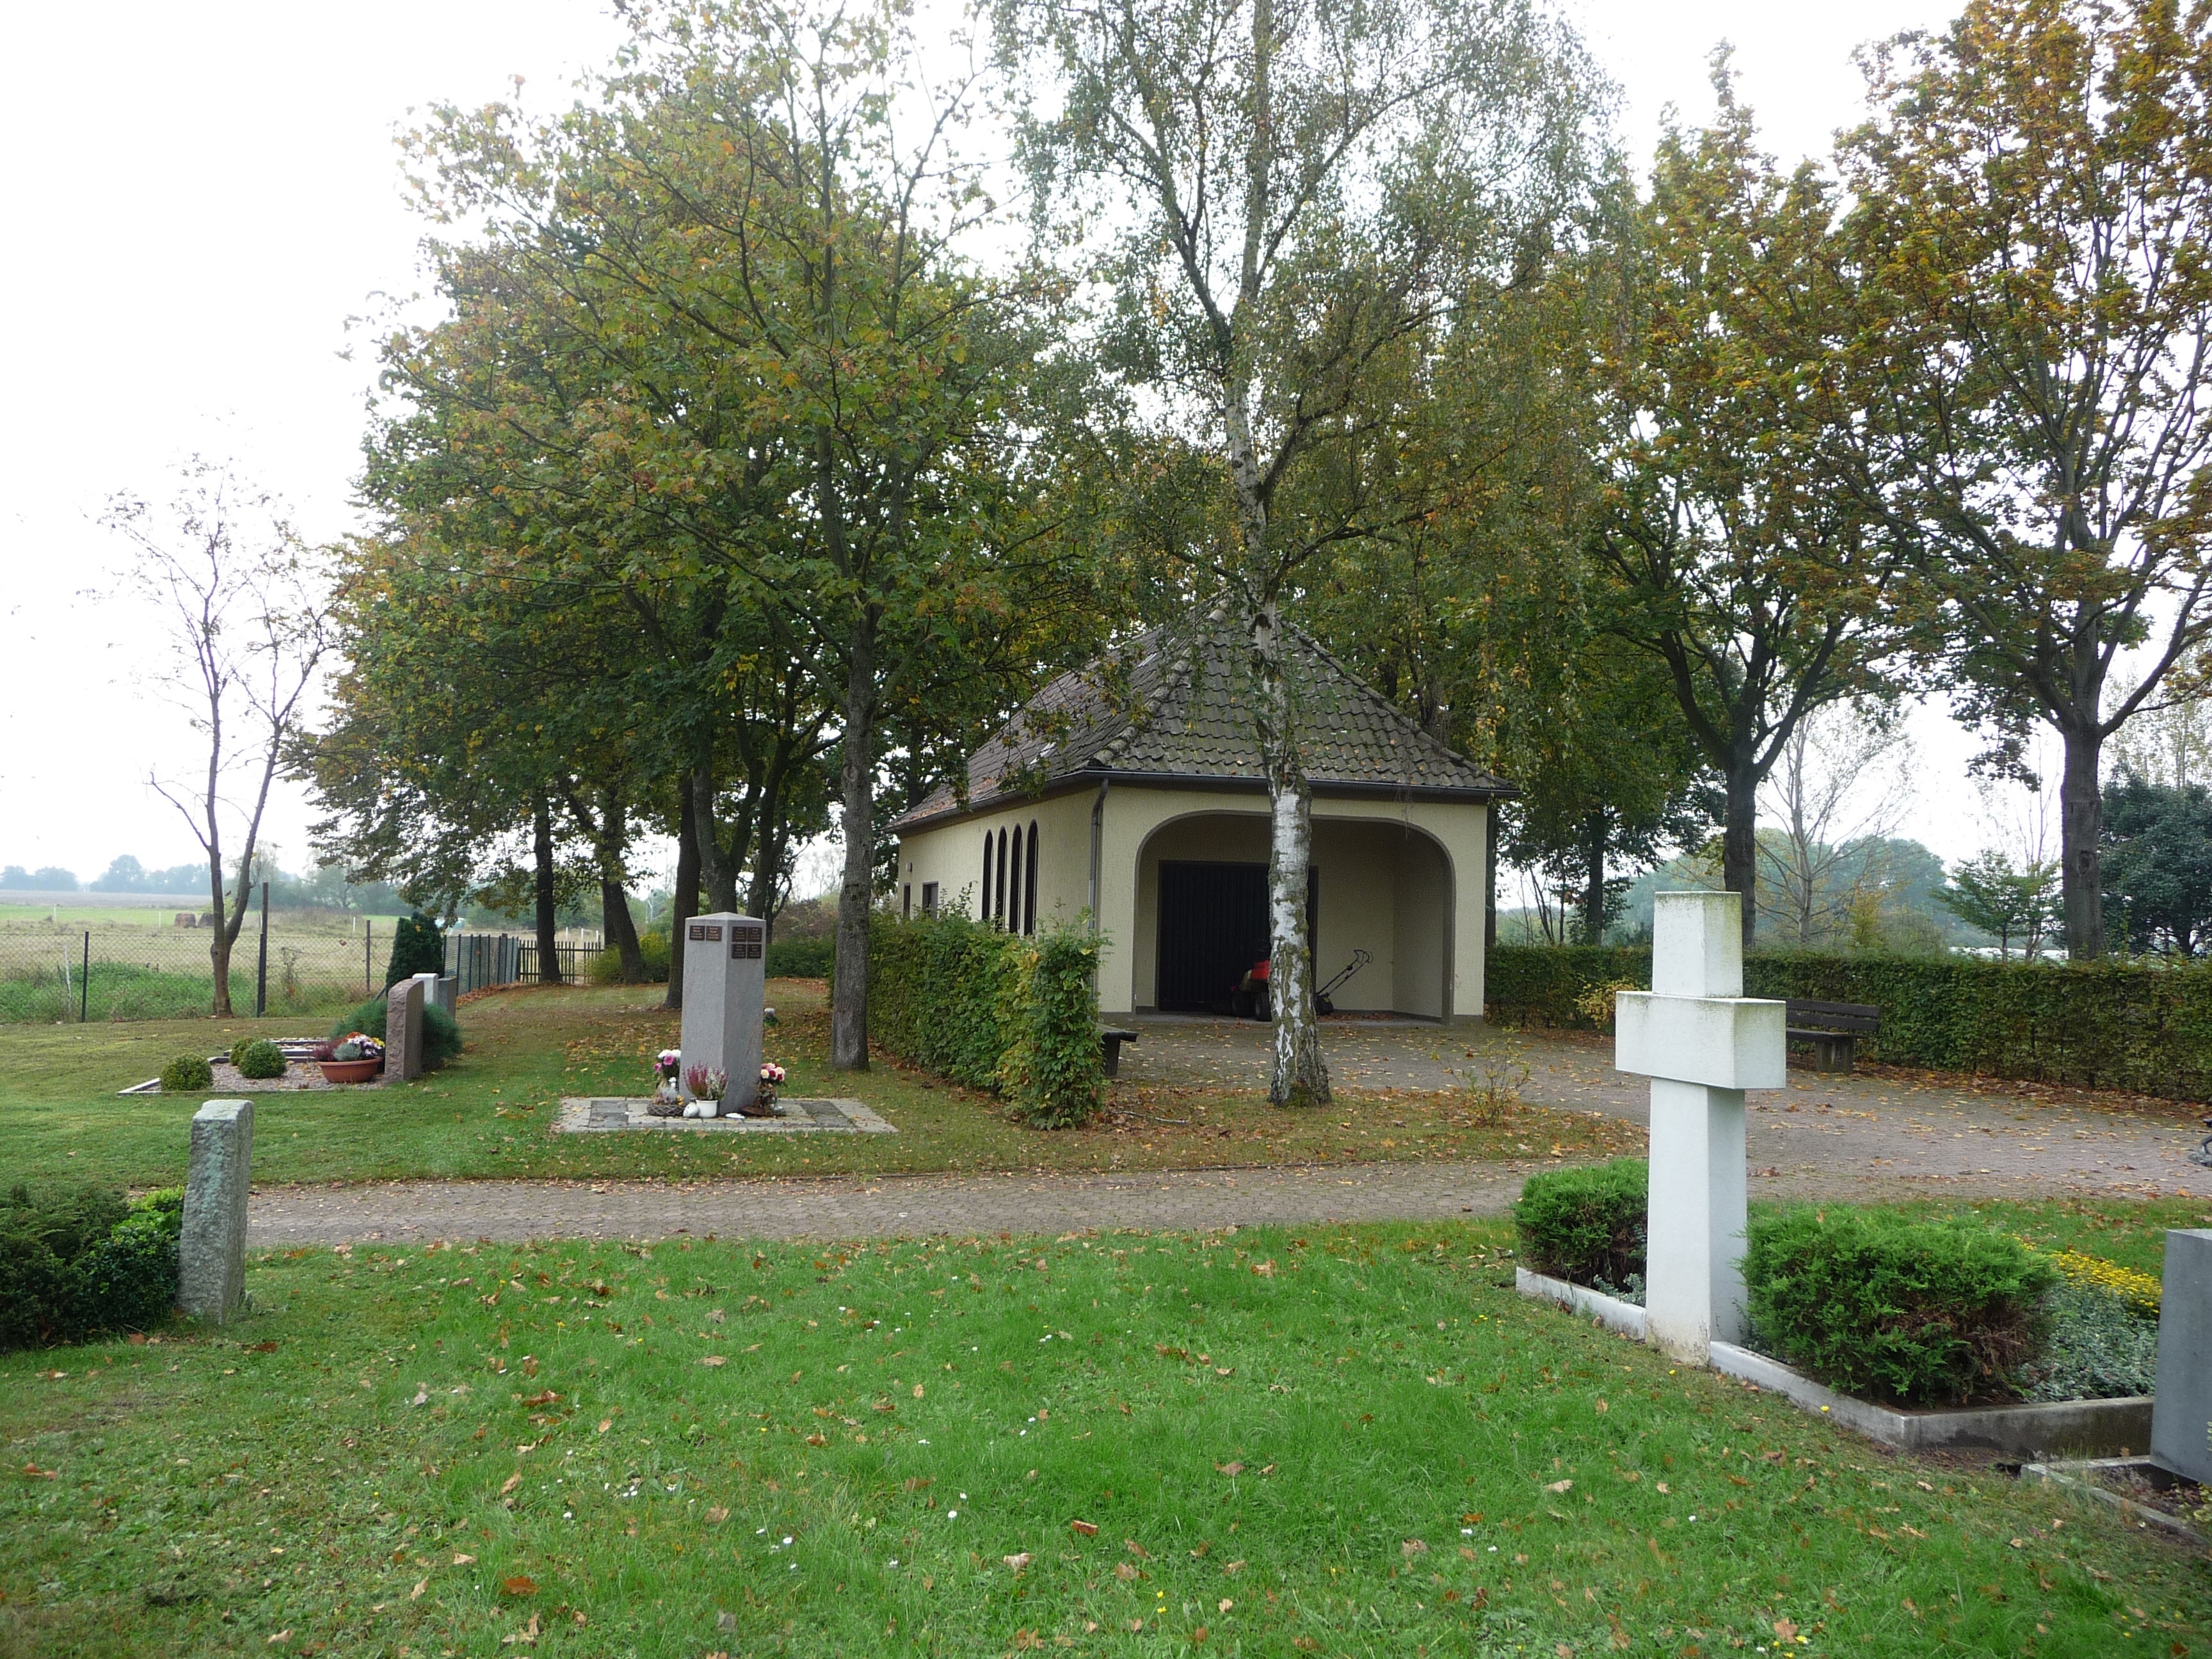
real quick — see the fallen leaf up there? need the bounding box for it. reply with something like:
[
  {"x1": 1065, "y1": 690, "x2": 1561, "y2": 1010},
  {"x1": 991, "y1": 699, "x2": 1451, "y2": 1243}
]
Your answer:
[
  {"x1": 700, "y1": 1356, "x2": 727, "y2": 1368},
  {"x1": 597, "y1": 1420, "x2": 611, "y2": 1434},
  {"x1": 1219, "y1": 1598, "x2": 1234, "y2": 1613},
  {"x1": 912, "y1": 1383, "x2": 925, "y2": 1399},
  {"x1": 453, "y1": 1553, "x2": 477, "y2": 1566},
  {"x1": 501, "y1": 1613, "x2": 540, "y2": 1646},
  {"x1": 266, "y1": 1633, "x2": 291, "y2": 1647},
  {"x1": 411, "y1": 1580, "x2": 426, "y2": 1600},
  {"x1": 1655, "y1": 1482, "x2": 1670, "y2": 1495},
  {"x1": 1401, "y1": 1539, "x2": 1428, "y2": 1557},
  {"x1": 1125, "y1": 1540, "x2": 1151, "y2": 1559},
  {"x1": 501, "y1": 1473, "x2": 523, "y2": 1496},
  {"x1": 1114, "y1": 1564, "x2": 1139, "y2": 1582},
  {"x1": 412, "y1": 1387, "x2": 429, "y2": 1407},
  {"x1": 1002, "y1": 1552, "x2": 1032, "y2": 1574},
  {"x1": 1070, "y1": 1519, "x2": 1099, "y2": 1537},
  {"x1": 1223, "y1": 1560, "x2": 1246, "y2": 1575},
  {"x1": 706, "y1": 1506, "x2": 729, "y2": 1524},
  {"x1": 1774, "y1": 1618, "x2": 1799, "y2": 1640},
  {"x1": 1253, "y1": 1260, "x2": 1275, "y2": 1277},
  {"x1": 1544, "y1": 1480, "x2": 1573, "y2": 1494},
  {"x1": 1215, "y1": 1462, "x2": 1244, "y2": 1478},
  {"x1": 501, "y1": 1575, "x2": 537, "y2": 1597}
]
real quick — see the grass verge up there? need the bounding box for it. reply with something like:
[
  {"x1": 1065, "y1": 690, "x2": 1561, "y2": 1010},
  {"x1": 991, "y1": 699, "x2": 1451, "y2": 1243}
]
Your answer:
[
  {"x1": 0, "y1": 984, "x2": 1636, "y2": 1189},
  {"x1": 4, "y1": 1219, "x2": 2204, "y2": 1658}
]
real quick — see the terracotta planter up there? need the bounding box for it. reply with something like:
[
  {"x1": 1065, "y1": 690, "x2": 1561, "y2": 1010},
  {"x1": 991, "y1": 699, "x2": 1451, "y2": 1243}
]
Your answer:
[{"x1": 319, "y1": 1058, "x2": 381, "y2": 1085}]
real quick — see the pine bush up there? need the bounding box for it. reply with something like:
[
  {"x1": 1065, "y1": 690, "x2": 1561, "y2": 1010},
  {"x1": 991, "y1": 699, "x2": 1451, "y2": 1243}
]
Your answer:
[
  {"x1": 332, "y1": 996, "x2": 464, "y2": 1069},
  {"x1": 383, "y1": 912, "x2": 445, "y2": 988},
  {"x1": 1511, "y1": 1160, "x2": 1647, "y2": 1292}
]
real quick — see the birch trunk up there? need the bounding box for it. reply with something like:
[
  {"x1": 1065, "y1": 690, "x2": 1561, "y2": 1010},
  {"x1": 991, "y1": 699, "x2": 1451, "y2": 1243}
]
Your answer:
[{"x1": 1248, "y1": 603, "x2": 1329, "y2": 1105}]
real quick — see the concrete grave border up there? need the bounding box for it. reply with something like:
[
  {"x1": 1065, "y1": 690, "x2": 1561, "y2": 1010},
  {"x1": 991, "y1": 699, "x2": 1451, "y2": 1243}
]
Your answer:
[
  {"x1": 554, "y1": 1096, "x2": 894, "y2": 1135},
  {"x1": 2019, "y1": 1457, "x2": 2206, "y2": 1544}
]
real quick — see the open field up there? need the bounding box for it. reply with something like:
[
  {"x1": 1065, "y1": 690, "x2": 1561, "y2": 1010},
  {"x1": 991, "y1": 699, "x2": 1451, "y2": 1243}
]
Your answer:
[
  {"x1": 0, "y1": 983, "x2": 1641, "y2": 1190},
  {"x1": 4, "y1": 1219, "x2": 2204, "y2": 1658}
]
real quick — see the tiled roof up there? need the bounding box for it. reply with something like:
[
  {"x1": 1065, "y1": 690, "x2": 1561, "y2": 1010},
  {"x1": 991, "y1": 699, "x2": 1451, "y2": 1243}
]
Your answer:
[{"x1": 888, "y1": 619, "x2": 1511, "y2": 830}]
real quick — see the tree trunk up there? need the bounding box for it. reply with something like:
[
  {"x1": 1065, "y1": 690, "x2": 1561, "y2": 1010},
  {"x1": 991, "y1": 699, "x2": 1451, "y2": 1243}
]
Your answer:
[
  {"x1": 692, "y1": 758, "x2": 742, "y2": 914},
  {"x1": 666, "y1": 784, "x2": 700, "y2": 1011},
  {"x1": 2059, "y1": 720, "x2": 2107, "y2": 959},
  {"x1": 603, "y1": 878, "x2": 644, "y2": 984},
  {"x1": 1249, "y1": 604, "x2": 1329, "y2": 1107},
  {"x1": 207, "y1": 862, "x2": 233, "y2": 1018},
  {"x1": 830, "y1": 621, "x2": 878, "y2": 1071},
  {"x1": 1579, "y1": 810, "x2": 1607, "y2": 946},
  {"x1": 533, "y1": 792, "x2": 560, "y2": 984},
  {"x1": 1722, "y1": 759, "x2": 1759, "y2": 955}
]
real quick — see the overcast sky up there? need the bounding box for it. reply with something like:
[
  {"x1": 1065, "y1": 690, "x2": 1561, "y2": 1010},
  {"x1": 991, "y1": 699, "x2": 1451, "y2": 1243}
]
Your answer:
[{"x1": 0, "y1": 0, "x2": 2005, "y2": 892}]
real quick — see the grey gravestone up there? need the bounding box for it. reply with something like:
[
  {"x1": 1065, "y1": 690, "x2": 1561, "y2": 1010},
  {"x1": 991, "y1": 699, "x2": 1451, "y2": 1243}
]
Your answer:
[
  {"x1": 180, "y1": 1100, "x2": 252, "y2": 1323},
  {"x1": 679, "y1": 911, "x2": 765, "y2": 1116},
  {"x1": 412, "y1": 970, "x2": 456, "y2": 1017},
  {"x1": 2152, "y1": 1228, "x2": 2212, "y2": 1483},
  {"x1": 386, "y1": 976, "x2": 426, "y2": 1082}
]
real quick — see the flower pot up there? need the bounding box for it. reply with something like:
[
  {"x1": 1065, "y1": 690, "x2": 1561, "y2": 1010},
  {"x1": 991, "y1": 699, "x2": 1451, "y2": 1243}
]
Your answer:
[{"x1": 319, "y1": 1058, "x2": 381, "y2": 1085}]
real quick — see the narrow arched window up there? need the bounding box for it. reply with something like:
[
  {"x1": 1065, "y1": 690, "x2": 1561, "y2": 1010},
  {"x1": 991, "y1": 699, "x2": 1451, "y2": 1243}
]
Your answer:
[
  {"x1": 996, "y1": 828, "x2": 1009, "y2": 925},
  {"x1": 1009, "y1": 824, "x2": 1023, "y2": 935},
  {"x1": 981, "y1": 831, "x2": 993, "y2": 919},
  {"x1": 1024, "y1": 821, "x2": 1039, "y2": 934}
]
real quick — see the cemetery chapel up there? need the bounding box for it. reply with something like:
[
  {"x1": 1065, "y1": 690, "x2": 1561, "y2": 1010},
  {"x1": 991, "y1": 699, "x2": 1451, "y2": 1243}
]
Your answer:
[{"x1": 889, "y1": 620, "x2": 1510, "y2": 1022}]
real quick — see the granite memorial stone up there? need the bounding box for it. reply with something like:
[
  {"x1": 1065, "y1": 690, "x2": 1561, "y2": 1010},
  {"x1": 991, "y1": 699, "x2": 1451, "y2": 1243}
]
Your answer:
[
  {"x1": 680, "y1": 911, "x2": 765, "y2": 1117},
  {"x1": 2151, "y1": 1228, "x2": 2212, "y2": 1484},
  {"x1": 180, "y1": 1099, "x2": 253, "y2": 1323},
  {"x1": 386, "y1": 975, "x2": 427, "y2": 1082}
]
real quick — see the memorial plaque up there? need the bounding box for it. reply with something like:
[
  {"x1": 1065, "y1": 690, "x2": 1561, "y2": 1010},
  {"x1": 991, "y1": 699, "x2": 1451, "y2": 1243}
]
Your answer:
[{"x1": 732, "y1": 922, "x2": 764, "y2": 960}]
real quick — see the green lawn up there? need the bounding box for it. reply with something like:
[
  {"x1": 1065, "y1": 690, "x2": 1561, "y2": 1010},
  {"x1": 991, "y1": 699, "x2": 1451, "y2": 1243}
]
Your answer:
[
  {"x1": 3, "y1": 1221, "x2": 2203, "y2": 1658},
  {"x1": 0, "y1": 984, "x2": 1638, "y2": 1189}
]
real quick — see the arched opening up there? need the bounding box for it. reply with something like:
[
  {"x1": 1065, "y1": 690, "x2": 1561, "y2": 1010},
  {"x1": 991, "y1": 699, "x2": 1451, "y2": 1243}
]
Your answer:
[
  {"x1": 981, "y1": 830, "x2": 993, "y2": 919},
  {"x1": 1132, "y1": 810, "x2": 1454, "y2": 1018},
  {"x1": 1024, "y1": 821, "x2": 1039, "y2": 934}
]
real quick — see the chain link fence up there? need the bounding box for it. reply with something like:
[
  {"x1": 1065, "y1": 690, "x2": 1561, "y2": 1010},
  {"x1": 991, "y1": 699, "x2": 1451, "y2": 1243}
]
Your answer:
[{"x1": 0, "y1": 908, "x2": 388, "y2": 1023}]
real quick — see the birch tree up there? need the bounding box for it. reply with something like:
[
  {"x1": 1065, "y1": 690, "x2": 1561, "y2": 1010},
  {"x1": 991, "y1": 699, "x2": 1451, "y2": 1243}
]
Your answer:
[{"x1": 1000, "y1": 0, "x2": 1598, "y2": 1103}]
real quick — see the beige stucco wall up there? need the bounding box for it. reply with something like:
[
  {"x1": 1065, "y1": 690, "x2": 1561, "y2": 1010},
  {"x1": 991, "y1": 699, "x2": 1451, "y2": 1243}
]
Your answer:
[
  {"x1": 892, "y1": 789, "x2": 1099, "y2": 933},
  {"x1": 899, "y1": 782, "x2": 1487, "y2": 1023}
]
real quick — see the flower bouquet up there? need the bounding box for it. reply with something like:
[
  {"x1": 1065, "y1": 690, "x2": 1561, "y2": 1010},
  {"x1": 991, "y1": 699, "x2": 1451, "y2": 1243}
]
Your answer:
[
  {"x1": 648, "y1": 1048, "x2": 685, "y2": 1117},
  {"x1": 680, "y1": 1064, "x2": 730, "y2": 1120},
  {"x1": 321, "y1": 1032, "x2": 385, "y2": 1085},
  {"x1": 757, "y1": 1061, "x2": 787, "y2": 1108}
]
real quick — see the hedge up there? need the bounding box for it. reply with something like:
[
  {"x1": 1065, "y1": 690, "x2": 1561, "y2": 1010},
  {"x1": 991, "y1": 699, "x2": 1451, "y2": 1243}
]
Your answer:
[
  {"x1": 1511, "y1": 1158, "x2": 1647, "y2": 1293},
  {"x1": 766, "y1": 936, "x2": 836, "y2": 979},
  {"x1": 1486, "y1": 943, "x2": 2212, "y2": 1101},
  {"x1": 869, "y1": 912, "x2": 1106, "y2": 1126},
  {"x1": 1, "y1": 1185, "x2": 183, "y2": 1348},
  {"x1": 1744, "y1": 1208, "x2": 2055, "y2": 1407}
]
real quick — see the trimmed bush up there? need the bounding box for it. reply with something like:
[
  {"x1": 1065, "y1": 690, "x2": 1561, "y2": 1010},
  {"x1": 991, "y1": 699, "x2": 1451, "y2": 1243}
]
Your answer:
[
  {"x1": 1487, "y1": 943, "x2": 2212, "y2": 1102},
  {"x1": 234, "y1": 1038, "x2": 287, "y2": 1080},
  {"x1": 383, "y1": 912, "x2": 445, "y2": 988},
  {"x1": 160, "y1": 1054, "x2": 213, "y2": 1093},
  {"x1": 586, "y1": 928, "x2": 671, "y2": 986},
  {"x1": 1511, "y1": 1159, "x2": 1647, "y2": 1293},
  {"x1": 766, "y1": 936, "x2": 836, "y2": 979},
  {"x1": 1743, "y1": 1208, "x2": 2056, "y2": 1406},
  {"x1": 332, "y1": 997, "x2": 464, "y2": 1070},
  {"x1": 0, "y1": 1185, "x2": 182, "y2": 1348},
  {"x1": 870, "y1": 913, "x2": 1107, "y2": 1125},
  {"x1": 1001, "y1": 927, "x2": 1109, "y2": 1128}
]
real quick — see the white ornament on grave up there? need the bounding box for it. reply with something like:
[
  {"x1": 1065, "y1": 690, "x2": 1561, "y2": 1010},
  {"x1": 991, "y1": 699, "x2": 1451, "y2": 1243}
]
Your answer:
[
  {"x1": 1614, "y1": 891, "x2": 1785, "y2": 1361},
  {"x1": 678, "y1": 912, "x2": 766, "y2": 1118}
]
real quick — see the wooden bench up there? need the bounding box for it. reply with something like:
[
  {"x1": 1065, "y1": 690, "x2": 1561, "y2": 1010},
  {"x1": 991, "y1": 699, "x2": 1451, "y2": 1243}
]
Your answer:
[
  {"x1": 1784, "y1": 999, "x2": 1880, "y2": 1073},
  {"x1": 1100, "y1": 1027, "x2": 1139, "y2": 1078}
]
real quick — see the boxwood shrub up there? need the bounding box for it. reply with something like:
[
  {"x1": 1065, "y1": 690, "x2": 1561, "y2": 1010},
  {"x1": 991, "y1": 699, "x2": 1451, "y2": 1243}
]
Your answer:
[
  {"x1": 1743, "y1": 1208, "x2": 2056, "y2": 1406},
  {"x1": 0, "y1": 1185, "x2": 182, "y2": 1348},
  {"x1": 159, "y1": 1054, "x2": 214, "y2": 1093},
  {"x1": 332, "y1": 997, "x2": 464, "y2": 1070},
  {"x1": 1511, "y1": 1158, "x2": 1647, "y2": 1293},
  {"x1": 234, "y1": 1038, "x2": 287, "y2": 1080}
]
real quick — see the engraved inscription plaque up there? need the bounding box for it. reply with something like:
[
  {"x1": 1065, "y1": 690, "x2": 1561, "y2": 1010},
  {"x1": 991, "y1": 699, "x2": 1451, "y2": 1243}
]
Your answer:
[{"x1": 731, "y1": 922, "x2": 764, "y2": 961}]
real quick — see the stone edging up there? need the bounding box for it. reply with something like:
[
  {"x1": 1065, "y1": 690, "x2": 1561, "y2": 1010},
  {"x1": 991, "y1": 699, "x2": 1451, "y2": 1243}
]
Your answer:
[
  {"x1": 1515, "y1": 1271, "x2": 2154, "y2": 1459},
  {"x1": 1515, "y1": 1267, "x2": 1647, "y2": 1340},
  {"x1": 554, "y1": 1097, "x2": 895, "y2": 1135},
  {"x1": 2020, "y1": 1457, "x2": 2206, "y2": 1544}
]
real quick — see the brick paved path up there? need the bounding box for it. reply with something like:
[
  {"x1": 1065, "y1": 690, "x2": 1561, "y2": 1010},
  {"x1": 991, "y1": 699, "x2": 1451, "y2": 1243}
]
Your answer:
[
  {"x1": 247, "y1": 1160, "x2": 1521, "y2": 1247},
  {"x1": 246, "y1": 1022, "x2": 2211, "y2": 1247}
]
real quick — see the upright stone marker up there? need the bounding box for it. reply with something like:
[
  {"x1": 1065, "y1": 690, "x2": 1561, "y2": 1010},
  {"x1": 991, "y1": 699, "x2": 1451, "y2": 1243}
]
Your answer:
[
  {"x1": 386, "y1": 975, "x2": 427, "y2": 1082},
  {"x1": 2151, "y1": 1229, "x2": 2212, "y2": 1483},
  {"x1": 1615, "y1": 892, "x2": 1785, "y2": 1359},
  {"x1": 180, "y1": 1100, "x2": 252, "y2": 1323},
  {"x1": 680, "y1": 912, "x2": 765, "y2": 1117},
  {"x1": 413, "y1": 970, "x2": 456, "y2": 1018}
]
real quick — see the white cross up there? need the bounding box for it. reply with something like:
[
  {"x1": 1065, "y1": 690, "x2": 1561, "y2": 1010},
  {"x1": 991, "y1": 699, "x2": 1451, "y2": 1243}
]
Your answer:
[{"x1": 1615, "y1": 892, "x2": 1785, "y2": 1360}]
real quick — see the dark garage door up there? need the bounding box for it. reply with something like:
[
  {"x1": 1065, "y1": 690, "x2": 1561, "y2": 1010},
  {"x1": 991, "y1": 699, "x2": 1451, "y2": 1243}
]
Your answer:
[{"x1": 1156, "y1": 861, "x2": 1270, "y2": 1012}]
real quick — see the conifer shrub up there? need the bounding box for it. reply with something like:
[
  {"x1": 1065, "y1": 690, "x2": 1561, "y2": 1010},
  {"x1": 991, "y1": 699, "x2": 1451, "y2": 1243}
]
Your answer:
[
  {"x1": 383, "y1": 912, "x2": 445, "y2": 987},
  {"x1": 0, "y1": 1185, "x2": 182, "y2": 1348},
  {"x1": 1743, "y1": 1208, "x2": 2055, "y2": 1406},
  {"x1": 159, "y1": 1054, "x2": 214, "y2": 1093},
  {"x1": 1511, "y1": 1159, "x2": 1648, "y2": 1293},
  {"x1": 332, "y1": 997, "x2": 464, "y2": 1070}
]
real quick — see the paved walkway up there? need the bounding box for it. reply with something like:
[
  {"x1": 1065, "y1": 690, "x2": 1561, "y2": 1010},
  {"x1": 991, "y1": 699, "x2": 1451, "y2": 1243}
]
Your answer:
[{"x1": 245, "y1": 1020, "x2": 2212, "y2": 1246}]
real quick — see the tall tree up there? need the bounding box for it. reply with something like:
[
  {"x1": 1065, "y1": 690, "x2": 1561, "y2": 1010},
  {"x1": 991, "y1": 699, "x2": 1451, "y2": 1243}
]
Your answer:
[
  {"x1": 1839, "y1": 0, "x2": 2212, "y2": 957},
  {"x1": 106, "y1": 463, "x2": 328, "y2": 1016},
  {"x1": 1000, "y1": 0, "x2": 1598, "y2": 1102},
  {"x1": 1589, "y1": 80, "x2": 1912, "y2": 952}
]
